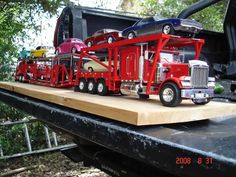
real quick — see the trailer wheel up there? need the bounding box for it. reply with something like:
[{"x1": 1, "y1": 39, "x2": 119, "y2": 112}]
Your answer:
[
  {"x1": 97, "y1": 79, "x2": 108, "y2": 96},
  {"x1": 87, "y1": 79, "x2": 97, "y2": 94},
  {"x1": 77, "y1": 78, "x2": 87, "y2": 92},
  {"x1": 192, "y1": 98, "x2": 211, "y2": 105},
  {"x1": 159, "y1": 82, "x2": 182, "y2": 107}
]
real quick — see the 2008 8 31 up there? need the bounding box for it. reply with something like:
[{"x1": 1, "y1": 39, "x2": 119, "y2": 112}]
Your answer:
[{"x1": 176, "y1": 157, "x2": 213, "y2": 165}]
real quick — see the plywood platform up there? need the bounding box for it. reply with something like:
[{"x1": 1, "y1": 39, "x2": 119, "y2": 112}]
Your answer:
[{"x1": 0, "y1": 82, "x2": 236, "y2": 125}]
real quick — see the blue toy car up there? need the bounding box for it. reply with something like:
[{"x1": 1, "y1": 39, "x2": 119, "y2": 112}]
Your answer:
[
  {"x1": 18, "y1": 47, "x2": 30, "y2": 59},
  {"x1": 122, "y1": 16, "x2": 203, "y2": 39}
]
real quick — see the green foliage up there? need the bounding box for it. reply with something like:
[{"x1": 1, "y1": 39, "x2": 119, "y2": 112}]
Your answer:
[
  {"x1": 0, "y1": 0, "x2": 69, "y2": 81},
  {"x1": 0, "y1": 122, "x2": 56, "y2": 155},
  {"x1": 0, "y1": 0, "x2": 69, "y2": 120},
  {"x1": 137, "y1": 0, "x2": 227, "y2": 32},
  {"x1": 0, "y1": 102, "x2": 26, "y2": 121}
]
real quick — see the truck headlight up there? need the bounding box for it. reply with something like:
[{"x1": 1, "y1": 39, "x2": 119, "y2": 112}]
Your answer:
[
  {"x1": 180, "y1": 76, "x2": 191, "y2": 81},
  {"x1": 181, "y1": 81, "x2": 191, "y2": 87}
]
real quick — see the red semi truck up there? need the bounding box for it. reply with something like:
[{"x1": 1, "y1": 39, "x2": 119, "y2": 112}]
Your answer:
[
  {"x1": 74, "y1": 33, "x2": 215, "y2": 107},
  {"x1": 15, "y1": 34, "x2": 215, "y2": 107}
]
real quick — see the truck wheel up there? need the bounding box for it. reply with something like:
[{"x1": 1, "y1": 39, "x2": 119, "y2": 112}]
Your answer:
[
  {"x1": 159, "y1": 82, "x2": 182, "y2": 107},
  {"x1": 192, "y1": 98, "x2": 211, "y2": 105},
  {"x1": 78, "y1": 78, "x2": 87, "y2": 92},
  {"x1": 97, "y1": 80, "x2": 108, "y2": 96},
  {"x1": 87, "y1": 79, "x2": 97, "y2": 94}
]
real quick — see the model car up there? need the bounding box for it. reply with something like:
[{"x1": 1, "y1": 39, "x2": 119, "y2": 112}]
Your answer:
[
  {"x1": 55, "y1": 38, "x2": 87, "y2": 55},
  {"x1": 30, "y1": 46, "x2": 55, "y2": 58},
  {"x1": 18, "y1": 47, "x2": 30, "y2": 59},
  {"x1": 84, "y1": 29, "x2": 122, "y2": 47},
  {"x1": 122, "y1": 16, "x2": 203, "y2": 39},
  {"x1": 83, "y1": 56, "x2": 119, "y2": 72}
]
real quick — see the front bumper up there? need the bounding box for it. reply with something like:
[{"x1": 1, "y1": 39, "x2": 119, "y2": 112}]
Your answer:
[
  {"x1": 174, "y1": 25, "x2": 201, "y2": 33},
  {"x1": 181, "y1": 88, "x2": 214, "y2": 99}
]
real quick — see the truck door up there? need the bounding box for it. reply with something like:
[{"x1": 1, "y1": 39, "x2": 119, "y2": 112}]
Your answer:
[{"x1": 120, "y1": 46, "x2": 140, "y2": 80}]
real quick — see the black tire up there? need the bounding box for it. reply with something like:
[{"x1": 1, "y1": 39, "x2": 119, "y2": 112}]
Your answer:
[
  {"x1": 78, "y1": 78, "x2": 87, "y2": 92},
  {"x1": 87, "y1": 79, "x2": 97, "y2": 94},
  {"x1": 159, "y1": 82, "x2": 182, "y2": 107},
  {"x1": 230, "y1": 83, "x2": 236, "y2": 93},
  {"x1": 139, "y1": 94, "x2": 149, "y2": 99},
  {"x1": 162, "y1": 24, "x2": 174, "y2": 35},
  {"x1": 97, "y1": 79, "x2": 108, "y2": 96},
  {"x1": 127, "y1": 32, "x2": 135, "y2": 39},
  {"x1": 88, "y1": 67, "x2": 94, "y2": 72},
  {"x1": 192, "y1": 98, "x2": 211, "y2": 105},
  {"x1": 107, "y1": 36, "x2": 114, "y2": 44}
]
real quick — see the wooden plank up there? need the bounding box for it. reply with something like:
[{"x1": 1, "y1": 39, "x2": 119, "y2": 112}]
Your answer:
[{"x1": 0, "y1": 82, "x2": 236, "y2": 125}]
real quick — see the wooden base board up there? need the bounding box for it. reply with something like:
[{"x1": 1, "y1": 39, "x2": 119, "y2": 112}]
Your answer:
[{"x1": 0, "y1": 82, "x2": 236, "y2": 125}]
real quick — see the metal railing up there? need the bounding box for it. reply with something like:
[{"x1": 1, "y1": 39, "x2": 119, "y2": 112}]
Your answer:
[{"x1": 0, "y1": 117, "x2": 77, "y2": 159}]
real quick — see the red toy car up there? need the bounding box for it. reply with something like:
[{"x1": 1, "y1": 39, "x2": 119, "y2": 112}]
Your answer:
[
  {"x1": 84, "y1": 29, "x2": 123, "y2": 47},
  {"x1": 55, "y1": 38, "x2": 87, "y2": 54}
]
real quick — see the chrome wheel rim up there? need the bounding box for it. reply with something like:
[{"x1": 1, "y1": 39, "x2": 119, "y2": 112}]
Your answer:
[
  {"x1": 163, "y1": 88, "x2": 174, "y2": 102},
  {"x1": 88, "y1": 67, "x2": 93, "y2": 72},
  {"x1": 79, "y1": 81, "x2": 84, "y2": 90},
  {"x1": 107, "y1": 37, "x2": 113, "y2": 43},
  {"x1": 97, "y1": 83, "x2": 103, "y2": 93},
  {"x1": 72, "y1": 48, "x2": 76, "y2": 53},
  {"x1": 163, "y1": 25, "x2": 171, "y2": 34},
  {"x1": 88, "y1": 82, "x2": 93, "y2": 91},
  {"x1": 87, "y1": 42, "x2": 92, "y2": 47},
  {"x1": 128, "y1": 33, "x2": 134, "y2": 39}
]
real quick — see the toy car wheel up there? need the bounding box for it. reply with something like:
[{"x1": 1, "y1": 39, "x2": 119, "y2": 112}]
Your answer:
[
  {"x1": 192, "y1": 98, "x2": 211, "y2": 105},
  {"x1": 107, "y1": 36, "x2": 114, "y2": 44},
  {"x1": 55, "y1": 50, "x2": 59, "y2": 55},
  {"x1": 87, "y1": 41, "x2": 92, "y2": 47},
  {"x1": 127, "y1": 32, "x2": 135, "y2": 39},
  {"x1": 87, "y1": 79, "x2": 97, "y2": 94},
  {"x1": 159, "y1": 82, "x2": 182, "y2": 107},
  {"x1": 97, "y1": 79, "x2": 108, "y2": 96},
  {"x1": 88, "y1": 67, "x2": 94, "y2": 72},
  {"x1": 77, "y1": 78, "x2": 87, "y2": 92},
  {"x1": 162, "y1": 24, "x2": 174, "y2": 34},
  {"x1": 71, "y1": 47, "x2": 77, "y2": 54}
]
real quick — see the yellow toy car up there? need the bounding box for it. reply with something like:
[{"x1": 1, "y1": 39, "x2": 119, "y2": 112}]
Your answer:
[{"x1": 30, "y1": 46, "x2": 55, "y2": 58}]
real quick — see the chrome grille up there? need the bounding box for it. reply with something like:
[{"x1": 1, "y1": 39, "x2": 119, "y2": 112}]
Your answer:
[{"x1": 191, "y1": 65, "x2": 209, "y2": 88}]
